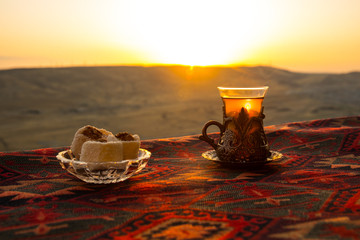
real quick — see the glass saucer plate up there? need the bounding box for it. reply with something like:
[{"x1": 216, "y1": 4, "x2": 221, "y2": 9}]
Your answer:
[
  {"x1": 202, "y1": 150, "x2": 283, "y2": 167},
  {"x1": 57, "y1": 148, "x2": 151, "y2": 184}
]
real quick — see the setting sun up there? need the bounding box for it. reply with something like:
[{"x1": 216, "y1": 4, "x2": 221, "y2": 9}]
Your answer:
[
  {"x1": 109, "y1": 0, "x2": 277, "y2": 66},
  {"x1": 1, "y1": 0, "x2": 360, "y2": 72}
]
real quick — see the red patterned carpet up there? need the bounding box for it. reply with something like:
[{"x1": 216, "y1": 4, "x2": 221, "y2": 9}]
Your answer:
[{"x1": 0, "y1": 116, "x2": 360, "y2": 239}]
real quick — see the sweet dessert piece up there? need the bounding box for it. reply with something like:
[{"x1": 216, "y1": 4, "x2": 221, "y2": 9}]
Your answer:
[
  {"x1": 70, "y1": 125, "x2": 114, "y2": 160},
  {"x1": 70, "y1": 125, "x2": 140, "y2": 162},
  {"x1": 115, "y1": 132, "x2": 140, "y2": 160},
  {"x1": 80, "y1": 141, "x2": 123, "y2": 163}
]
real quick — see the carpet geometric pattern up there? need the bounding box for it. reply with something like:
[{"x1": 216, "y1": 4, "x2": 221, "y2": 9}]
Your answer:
[{"x1": 1, "y1": 116, "x2": 360, "y2": 239}]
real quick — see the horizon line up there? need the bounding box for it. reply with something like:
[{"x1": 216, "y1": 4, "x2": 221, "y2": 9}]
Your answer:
[{"x1": 0, "y1": 63, "x2": 359, "y2": 74}]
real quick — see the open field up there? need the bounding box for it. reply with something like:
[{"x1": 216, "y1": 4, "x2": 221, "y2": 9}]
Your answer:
[{"x1": 0, "y1": 65, "x2": 359, "y2": 151}]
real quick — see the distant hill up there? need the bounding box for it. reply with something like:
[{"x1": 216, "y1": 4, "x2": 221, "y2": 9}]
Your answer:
[{"x1": 0, "y1": 65, "x2": 359, "y2": 151}]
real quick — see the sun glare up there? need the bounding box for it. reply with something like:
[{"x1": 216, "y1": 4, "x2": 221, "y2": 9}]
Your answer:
[{"x1": 108, "y1": 0, "x2": 276, "y2": 66}]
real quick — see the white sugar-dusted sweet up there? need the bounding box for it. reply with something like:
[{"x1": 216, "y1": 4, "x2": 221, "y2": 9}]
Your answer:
[
  {"x1": 80, "y1": 141, "x2": 123, "y2": 163},
  {"x1": 122, "y1": 134, "x2": 140, "y2": 159},
  {"x1": 114, "y1": 133, "x2": 140, "y2": 160},
  {"x1": 106, "y1": 134, "x2": 118, "y2": 142},
  {"x1": 70, "y1": 125, "x2": 141, "y2": 163},
  {"x1": 70, "y1": 125, "x2": 115, "y2": 160}
]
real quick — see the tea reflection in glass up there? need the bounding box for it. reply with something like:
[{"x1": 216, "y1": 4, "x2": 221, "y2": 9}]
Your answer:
[{"x1": 218, "y1": 87, "x2": 268, "y2": 118}]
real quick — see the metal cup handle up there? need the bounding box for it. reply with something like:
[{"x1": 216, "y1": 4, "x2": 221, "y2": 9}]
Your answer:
[{"x1": 199, "y1": 120, "x2": 225, "y2": 149}]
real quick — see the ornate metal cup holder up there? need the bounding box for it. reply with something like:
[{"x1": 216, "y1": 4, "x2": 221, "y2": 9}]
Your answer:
[{"x1": 200, "y1": 107, "x2": 274, "y2": 163}]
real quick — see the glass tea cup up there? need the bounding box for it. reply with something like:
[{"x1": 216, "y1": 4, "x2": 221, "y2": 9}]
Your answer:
[{"x1": 200, "y1": 86, "x2": 271, "y2": 163}]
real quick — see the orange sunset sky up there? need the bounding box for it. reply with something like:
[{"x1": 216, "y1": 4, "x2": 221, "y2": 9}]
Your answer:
[{"x1": 1, "y1": 0, "x2": 359, "y2": 73}]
